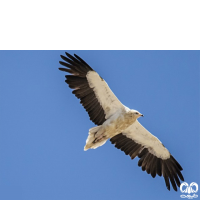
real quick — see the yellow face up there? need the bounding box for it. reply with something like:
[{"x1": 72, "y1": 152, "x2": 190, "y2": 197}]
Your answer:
[{"x1": 130, "y1": 110, "x2": 144, "y2": 118}]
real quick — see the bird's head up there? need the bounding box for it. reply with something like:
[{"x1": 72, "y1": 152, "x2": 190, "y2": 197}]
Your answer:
[{"x1": 130, "y1": 109, "x2": 144, "y2": 119}]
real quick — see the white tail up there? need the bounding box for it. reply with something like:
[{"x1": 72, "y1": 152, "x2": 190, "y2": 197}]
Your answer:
[{"x1": 84, "y1": 126, "x2": 107, "y2": 151}]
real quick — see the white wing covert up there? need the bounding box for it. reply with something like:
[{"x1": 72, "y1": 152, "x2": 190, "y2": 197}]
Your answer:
[
  {"x1": 59, "y1": 52, "x2": 124, "y2": 125},
  {"x1": 110, "y1": 120, "x2": 184, "y2": 191}
]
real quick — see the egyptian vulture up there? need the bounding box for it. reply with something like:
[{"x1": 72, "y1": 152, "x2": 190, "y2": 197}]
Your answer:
[{"x1": 58, "y1": 52, "x2": 184, "y2": 191}]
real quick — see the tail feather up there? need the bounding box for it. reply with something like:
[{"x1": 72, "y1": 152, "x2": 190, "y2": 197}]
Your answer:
[{"x1": 84, "y1": 126, "x2": 107, "y2": 151}]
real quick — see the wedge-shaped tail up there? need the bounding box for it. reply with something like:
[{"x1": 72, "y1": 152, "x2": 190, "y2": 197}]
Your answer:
[{"x1": 84, "y1": 126, "x2": 107, "y2": 150}]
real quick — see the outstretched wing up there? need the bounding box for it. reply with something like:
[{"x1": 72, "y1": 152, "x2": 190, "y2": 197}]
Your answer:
[
  {"x1": 59, "y1": 52, "x2": 124, "y2": 125},
  {"x1": 110, "y1": 120, "x2": 184, "y2": 191}
]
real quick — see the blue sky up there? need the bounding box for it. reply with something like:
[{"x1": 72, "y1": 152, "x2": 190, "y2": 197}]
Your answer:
[{"x1": 0, "y1": 51, "x2": 199, "y2": 200}]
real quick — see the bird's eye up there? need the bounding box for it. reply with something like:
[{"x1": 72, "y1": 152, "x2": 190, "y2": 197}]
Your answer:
[{"x1": 136, "y1": 112, "x2": 139, "y2": 115}]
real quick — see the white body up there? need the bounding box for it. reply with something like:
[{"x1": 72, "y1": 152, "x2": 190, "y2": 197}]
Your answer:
[{"x1": 84, "y1": 108, "x2": 138, "y2": 150}]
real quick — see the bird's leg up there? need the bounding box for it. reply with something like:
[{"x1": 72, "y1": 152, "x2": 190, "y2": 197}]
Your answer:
[
  {"x1": 92, "y1": 128, "x2": 107, "y2": 143},
  {"x1": 93, "y1": 134, "x2": 106, "y2": 144}
]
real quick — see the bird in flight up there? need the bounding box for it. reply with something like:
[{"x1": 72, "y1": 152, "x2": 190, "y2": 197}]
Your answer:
[{"x1": 58, "y1": 52, "x2": 184, "y2": 191}]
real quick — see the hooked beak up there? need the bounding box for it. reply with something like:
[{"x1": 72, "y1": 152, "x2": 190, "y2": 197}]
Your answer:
[{"x1": 140, "y1": 114, "x2": 144, "y2": 117}]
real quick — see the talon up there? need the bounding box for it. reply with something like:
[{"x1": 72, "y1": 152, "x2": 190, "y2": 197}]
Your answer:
[{"x1": 93, "y1": 139, "x2": 97, "y2": 144}]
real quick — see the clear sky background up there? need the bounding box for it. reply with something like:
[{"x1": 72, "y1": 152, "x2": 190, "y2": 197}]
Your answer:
[{"x1": 0, "y1": 51, "x2": 199, "y2": 200}]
